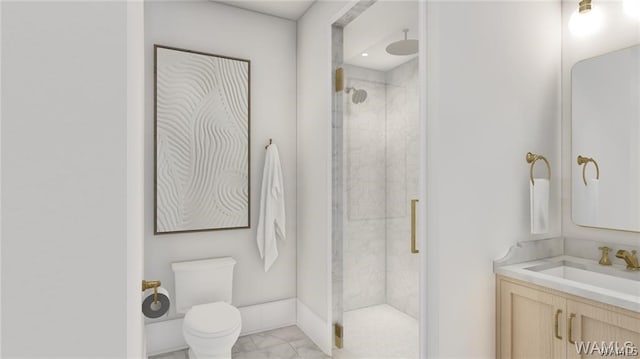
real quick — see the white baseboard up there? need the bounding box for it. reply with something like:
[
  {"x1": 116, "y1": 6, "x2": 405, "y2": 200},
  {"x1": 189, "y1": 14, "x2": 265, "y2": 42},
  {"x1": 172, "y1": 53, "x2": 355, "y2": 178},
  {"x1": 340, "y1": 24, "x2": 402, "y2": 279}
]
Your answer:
[
  {"x1": 145, "y1": 298, "x2": 297, "y2": 357},
  {"x1": 296, "y1": 299, "x2": 331, "y2": 355}
]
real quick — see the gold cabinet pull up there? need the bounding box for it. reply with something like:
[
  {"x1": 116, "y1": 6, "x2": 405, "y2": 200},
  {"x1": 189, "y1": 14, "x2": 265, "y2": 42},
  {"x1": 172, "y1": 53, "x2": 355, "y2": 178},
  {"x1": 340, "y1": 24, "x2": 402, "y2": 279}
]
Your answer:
[
  {"x1": 554, "y1": 309, "x2": 563, "y2": 340},
  {"x1": 568, "y1": 313, "x2": 576, "y2": 344},
  {"x1": 411, "y1": 199, "x2": 419, "y2": 254}
]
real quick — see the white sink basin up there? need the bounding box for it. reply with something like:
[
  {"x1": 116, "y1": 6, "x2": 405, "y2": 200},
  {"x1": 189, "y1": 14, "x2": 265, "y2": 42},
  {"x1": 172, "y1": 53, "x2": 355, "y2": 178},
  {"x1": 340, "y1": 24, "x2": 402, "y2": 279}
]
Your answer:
[{"x1": 525, "y1": 261, "x2": 640, "y2": 297}]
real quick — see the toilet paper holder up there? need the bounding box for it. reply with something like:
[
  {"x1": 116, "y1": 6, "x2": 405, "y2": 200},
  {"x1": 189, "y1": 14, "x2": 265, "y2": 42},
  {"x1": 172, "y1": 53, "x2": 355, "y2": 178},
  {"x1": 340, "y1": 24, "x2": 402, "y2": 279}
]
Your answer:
[{"x1": 141, "y1": 280, "x2": 162, "y2": 304}]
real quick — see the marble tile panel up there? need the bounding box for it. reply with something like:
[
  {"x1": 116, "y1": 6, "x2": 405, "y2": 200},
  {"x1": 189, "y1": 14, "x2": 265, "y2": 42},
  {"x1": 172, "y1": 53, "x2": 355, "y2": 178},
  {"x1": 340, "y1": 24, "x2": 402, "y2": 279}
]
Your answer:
[
  {"x1": 384, "y1": 59, "x2": 419, "y2": 319},
  {"x1": 233, "y1": 336, "x2": 258, "y2": 353},
  {"x1": 262, "y1": 326, "x2": 308, "y2": 343},
  {"x1": 149, "y1": 349, "x2": 188, "y2": 359},
  {"x1": 250, "y1": 332, "x2": 289, "y2": 350},
  {"x1": 290, "y1": 338, "x2": 330, "y2": 359},
  {"x1": 233, "y1": 343, "x2": 298, "y2": 359}
]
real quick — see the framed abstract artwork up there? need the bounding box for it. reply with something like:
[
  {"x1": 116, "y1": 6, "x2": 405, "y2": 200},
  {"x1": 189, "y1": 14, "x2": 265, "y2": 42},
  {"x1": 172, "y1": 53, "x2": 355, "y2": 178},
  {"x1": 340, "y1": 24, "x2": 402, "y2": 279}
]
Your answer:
[{"x1": 154, "y1": 45, "x2": 250, "y2": 234}]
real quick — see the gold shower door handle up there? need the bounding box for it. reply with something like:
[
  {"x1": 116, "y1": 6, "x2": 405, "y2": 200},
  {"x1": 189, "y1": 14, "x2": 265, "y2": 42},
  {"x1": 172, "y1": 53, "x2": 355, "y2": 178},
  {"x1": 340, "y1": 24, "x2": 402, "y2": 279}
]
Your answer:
[{"x1": 411, "y1": 199, "x2": 419, "y2": 254}]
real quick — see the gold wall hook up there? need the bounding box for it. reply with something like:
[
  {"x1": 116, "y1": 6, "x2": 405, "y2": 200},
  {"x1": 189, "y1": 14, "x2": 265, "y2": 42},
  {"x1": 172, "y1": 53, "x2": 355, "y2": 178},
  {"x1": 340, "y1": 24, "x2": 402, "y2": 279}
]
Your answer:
[
  {"x1": 577, "y1": 155, "x2": 599, "y2": 186},
  {"x1": 526, "y1": 152, "x2": 551, "y2": 186}
]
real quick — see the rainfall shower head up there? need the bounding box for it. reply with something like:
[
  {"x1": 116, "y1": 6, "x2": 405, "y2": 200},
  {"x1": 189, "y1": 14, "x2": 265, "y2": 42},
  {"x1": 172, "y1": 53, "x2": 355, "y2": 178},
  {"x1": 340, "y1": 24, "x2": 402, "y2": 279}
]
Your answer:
[
  {"x1": 386, "y1": 29, "x2": 418, "y2": 56},
  {"x1": 345, "y1": 87, "x2": 368, "y2": 104}
]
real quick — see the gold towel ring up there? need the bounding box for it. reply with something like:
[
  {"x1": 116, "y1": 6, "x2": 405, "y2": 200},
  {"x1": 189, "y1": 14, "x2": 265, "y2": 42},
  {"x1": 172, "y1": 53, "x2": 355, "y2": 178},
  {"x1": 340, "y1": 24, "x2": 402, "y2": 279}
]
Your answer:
[
  {"x1": 526, "y1": 152, "x2": 551, "y2": 186},
  {"x1": 577, "y1": 155, "x2": 599, "y2": 186}
]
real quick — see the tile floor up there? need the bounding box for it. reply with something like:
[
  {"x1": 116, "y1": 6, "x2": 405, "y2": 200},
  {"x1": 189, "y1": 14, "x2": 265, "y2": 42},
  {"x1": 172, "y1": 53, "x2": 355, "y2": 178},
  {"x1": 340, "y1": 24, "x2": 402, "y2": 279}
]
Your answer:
[
  {"x1": 150, "y1": 306, "x2": 418, "y2": 359},
  {"x1": 150, "y1": 325, "x2": 328, "y2": 359}
]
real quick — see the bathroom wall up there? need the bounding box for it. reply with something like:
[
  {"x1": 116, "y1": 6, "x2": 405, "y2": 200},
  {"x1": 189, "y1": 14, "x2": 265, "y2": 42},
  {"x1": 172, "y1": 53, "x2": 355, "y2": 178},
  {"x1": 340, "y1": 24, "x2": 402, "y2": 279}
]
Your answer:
[
  {"x1": 297, "y1": 2, "x2": 349, "y2": 351},
  {"x1": 144, "y1": 1, "x2": 297, "y2": 319},
  {"x1": 561, "y1": 0, "x2": 640, "y2": 245},
  {"x1": 424, "y1": 2, "x2": 561, "y2": 357},
  {"x1": 1, "y1": 2, "x2": 142, "y2": 357},
  {"x1": 385, "y1": 58, "x2": 419, "y2": 319}
]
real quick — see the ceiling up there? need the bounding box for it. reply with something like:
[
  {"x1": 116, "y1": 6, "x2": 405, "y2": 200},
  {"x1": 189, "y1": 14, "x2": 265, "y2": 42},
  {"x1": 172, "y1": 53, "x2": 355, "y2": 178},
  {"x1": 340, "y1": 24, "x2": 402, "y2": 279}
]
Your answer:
[
  {"x1": 343, "y1": 1, "x2": 419, "y2": 71},
  {"x1": 211, "y1": 0, "x2": 418, "y2": 71},
  {"x1": 214, "y1": 0, "x2": 316, "y2": 21}
]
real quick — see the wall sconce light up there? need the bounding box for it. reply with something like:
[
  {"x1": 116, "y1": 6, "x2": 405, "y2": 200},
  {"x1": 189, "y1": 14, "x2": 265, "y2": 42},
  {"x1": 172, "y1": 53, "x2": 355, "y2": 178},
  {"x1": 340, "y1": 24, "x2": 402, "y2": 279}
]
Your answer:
[
  {"x1": 569, "y1": 0, "x2": 603, "y2": 36},
  {"x1": 624, "y1": 0, "x2": 640, "y2": 19}
]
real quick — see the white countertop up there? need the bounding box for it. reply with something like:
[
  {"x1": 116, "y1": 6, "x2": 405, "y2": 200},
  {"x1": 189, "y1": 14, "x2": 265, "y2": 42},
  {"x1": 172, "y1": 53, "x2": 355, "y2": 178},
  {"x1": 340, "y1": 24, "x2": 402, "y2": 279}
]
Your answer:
[{"x1": 496, "y1": 255, "x2": 640, "y2": 313}]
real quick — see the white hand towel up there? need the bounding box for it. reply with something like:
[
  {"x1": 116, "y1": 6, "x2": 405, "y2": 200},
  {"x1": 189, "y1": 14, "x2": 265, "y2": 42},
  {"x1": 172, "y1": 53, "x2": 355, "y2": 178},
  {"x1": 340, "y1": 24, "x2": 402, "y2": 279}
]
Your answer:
[
  {"x1": 257, "y1": 144, "x2": 286, "y2": 272},
  {"x1": 530, "y1": 178, "x2": 549, "y2": 234},
  {"x1": 585, "y1": 178, "x2": 599, "y2": 225}
]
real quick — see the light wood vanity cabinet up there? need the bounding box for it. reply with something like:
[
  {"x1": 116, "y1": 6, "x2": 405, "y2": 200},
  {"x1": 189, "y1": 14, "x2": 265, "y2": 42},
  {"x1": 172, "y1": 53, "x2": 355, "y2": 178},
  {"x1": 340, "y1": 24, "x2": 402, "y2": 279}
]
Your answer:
[{"x1": 497, "y1": 276, "x2": 640, "y2": 358}]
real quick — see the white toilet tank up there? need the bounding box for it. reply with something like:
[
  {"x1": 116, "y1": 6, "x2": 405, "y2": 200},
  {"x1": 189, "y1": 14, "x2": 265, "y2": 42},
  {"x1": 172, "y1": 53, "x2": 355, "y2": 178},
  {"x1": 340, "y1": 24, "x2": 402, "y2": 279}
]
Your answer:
[{"x1": 171, "y1": 257, "x2": 236, "y2": 314}]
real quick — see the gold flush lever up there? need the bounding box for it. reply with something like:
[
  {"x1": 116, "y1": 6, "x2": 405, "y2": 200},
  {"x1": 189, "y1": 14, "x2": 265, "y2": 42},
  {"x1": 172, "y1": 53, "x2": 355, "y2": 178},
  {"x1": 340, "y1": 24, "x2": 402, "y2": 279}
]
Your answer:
[
  {"x1": 411, "y1": 199, "x2": 419, "y2": 254},
  {"x1": 142, "y1": 280, "x2": 162, "y2": 304}
]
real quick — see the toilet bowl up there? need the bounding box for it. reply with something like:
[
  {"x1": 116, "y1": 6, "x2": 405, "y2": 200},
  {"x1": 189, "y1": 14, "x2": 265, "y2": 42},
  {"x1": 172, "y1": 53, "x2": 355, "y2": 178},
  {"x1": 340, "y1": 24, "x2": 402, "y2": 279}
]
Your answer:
[
  {"x1": 183, "y1": 302, "x2": 241, "y2": 359},
  {"x1": 172, "y1": 257, "x2": 241, "y2": 359}
]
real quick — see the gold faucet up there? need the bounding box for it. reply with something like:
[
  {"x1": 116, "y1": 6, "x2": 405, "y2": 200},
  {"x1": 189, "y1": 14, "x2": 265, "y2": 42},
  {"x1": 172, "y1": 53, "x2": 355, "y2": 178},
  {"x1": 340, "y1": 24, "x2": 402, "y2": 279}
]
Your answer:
[
  {"x1": 598, "y1": 246, "x2": 612, "y2": 266},
  {"x1": 615, "y1": 250, "x2": 640, "y2": 271}
]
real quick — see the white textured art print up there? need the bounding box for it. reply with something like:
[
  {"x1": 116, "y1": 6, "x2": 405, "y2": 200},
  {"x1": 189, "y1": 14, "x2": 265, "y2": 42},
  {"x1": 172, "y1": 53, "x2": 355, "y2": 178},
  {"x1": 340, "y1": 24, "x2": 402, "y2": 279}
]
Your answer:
[{"x1": 155, "y1": 46, "x2": 249, "y2": 233}]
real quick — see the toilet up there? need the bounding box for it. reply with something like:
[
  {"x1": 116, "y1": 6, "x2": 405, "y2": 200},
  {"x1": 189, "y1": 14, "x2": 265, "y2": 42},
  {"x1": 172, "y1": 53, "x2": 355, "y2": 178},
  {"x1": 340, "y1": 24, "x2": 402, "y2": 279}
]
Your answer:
[{"x1": 172, "y1": 257, "x2": 241, "y2": 359}]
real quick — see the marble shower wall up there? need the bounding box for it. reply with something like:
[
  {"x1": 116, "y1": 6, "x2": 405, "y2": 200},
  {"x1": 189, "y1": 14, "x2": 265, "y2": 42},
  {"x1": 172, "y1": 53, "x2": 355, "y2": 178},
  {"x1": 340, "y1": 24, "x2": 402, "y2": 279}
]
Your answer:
[
  {"x1": 343, "y1": 65, "x2": 388, "y2": 311},
  {"x1": 342, "y1": 59, "x2": 418, "y2": 318},
  {"x1": 385, "y1": 58, "x2": 419, "y2": 319}
]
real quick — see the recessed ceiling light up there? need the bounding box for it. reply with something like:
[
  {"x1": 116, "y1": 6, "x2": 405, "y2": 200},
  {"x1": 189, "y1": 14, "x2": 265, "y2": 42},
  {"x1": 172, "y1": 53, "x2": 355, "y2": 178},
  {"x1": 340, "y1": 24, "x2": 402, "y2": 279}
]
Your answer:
[{"x1": 361, "y1": 52, "x2": 369, "y2": 57}]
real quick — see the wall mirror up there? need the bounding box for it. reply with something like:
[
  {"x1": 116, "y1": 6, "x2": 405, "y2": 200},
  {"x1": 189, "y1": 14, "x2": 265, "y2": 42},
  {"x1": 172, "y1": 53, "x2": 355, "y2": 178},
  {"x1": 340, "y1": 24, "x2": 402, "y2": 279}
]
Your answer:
[
  {"x1": 572, "y1": 44, "x2": 640, "y2": 232},
  {"x1": 154, "y1": 45, "x2": 250, "y2": 234}
]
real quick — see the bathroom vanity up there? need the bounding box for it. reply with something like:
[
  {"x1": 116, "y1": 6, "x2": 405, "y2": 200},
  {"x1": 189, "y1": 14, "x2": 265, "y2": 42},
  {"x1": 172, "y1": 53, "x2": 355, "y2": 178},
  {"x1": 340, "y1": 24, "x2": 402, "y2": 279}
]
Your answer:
[{"x1": 495, "y1": 238, "x2": 640, "y2": 358}]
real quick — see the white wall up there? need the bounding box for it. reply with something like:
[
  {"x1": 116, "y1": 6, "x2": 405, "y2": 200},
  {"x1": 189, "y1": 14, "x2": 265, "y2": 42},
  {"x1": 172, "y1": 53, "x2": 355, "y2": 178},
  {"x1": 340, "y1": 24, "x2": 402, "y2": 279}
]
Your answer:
[
  {"x1": 296, "y1": 0, "x2": 350, "y2": 333},
  {"x1": 297, "y1": 1, "x2": 350, "y2": 353},
  {"x1": 425, "y1": 2, "x2": 561, "y2": 357},
  {"x1": 127, "y1": 1, "x2": 146, "y2": 357},
  {"x1": 144, "y1": 1, "x2": 297, "y2": 322},
  {"x1": 1, "y1": 2, "x2": 132, "y2": 357},
  {"x1": 561, "y1": 0, "x2": 640, "y2": 245}
]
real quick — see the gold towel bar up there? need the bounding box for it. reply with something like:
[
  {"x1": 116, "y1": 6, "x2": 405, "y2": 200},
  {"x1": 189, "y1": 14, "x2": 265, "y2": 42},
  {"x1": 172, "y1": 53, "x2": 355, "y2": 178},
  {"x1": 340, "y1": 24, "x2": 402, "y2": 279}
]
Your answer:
[
  {"x1": 526, "y1": 152, "x2": 551, "y2": 186},
  {"x1": 577, "y1": 155, "x2": 599, "y2": 186}
]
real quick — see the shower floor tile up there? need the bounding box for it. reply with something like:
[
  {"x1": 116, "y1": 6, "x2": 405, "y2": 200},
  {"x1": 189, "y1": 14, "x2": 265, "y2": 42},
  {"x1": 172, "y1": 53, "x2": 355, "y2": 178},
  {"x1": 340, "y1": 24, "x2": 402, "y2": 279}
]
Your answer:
[{"x1": 333, "y1": 304, "x2": 418, "y2": 359}]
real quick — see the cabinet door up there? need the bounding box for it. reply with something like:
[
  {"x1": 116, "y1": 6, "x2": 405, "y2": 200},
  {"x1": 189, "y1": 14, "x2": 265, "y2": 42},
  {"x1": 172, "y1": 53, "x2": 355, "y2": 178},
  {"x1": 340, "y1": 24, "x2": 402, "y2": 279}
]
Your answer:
[
  {"x1": 500, "y1": 280, "x2": 567, "y2": 359},
  {"x1": 567, "y1": 299, "x2": 640, "y2": 358}
]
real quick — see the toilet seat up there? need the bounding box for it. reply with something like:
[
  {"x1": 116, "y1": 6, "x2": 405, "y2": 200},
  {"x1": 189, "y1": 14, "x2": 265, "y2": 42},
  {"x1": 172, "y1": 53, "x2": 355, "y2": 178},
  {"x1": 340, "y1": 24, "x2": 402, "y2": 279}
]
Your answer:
[{"x1": 184, "y1": 302, "x2": 241, "y2": 338}]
